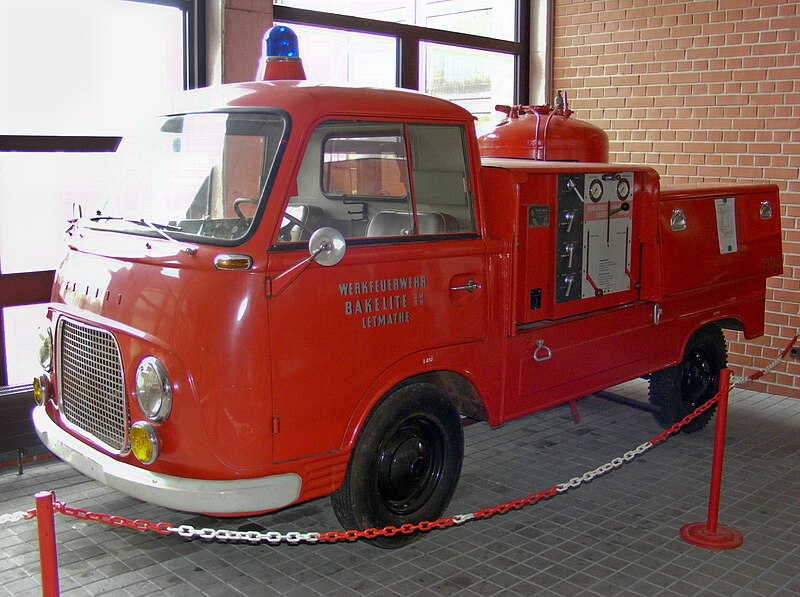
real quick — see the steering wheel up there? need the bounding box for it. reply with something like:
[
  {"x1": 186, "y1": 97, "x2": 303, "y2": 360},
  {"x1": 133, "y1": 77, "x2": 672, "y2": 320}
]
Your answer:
[
  {"x1": 233, "y1": 198, "x2": 259, "y2": 221},
  {"x1": 278, "y1": 211, "x2": 315, "y2": 241}
]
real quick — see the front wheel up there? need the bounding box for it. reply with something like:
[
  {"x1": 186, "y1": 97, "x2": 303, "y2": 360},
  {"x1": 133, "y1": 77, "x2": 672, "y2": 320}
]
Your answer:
[
  {"x1": 649, "y1": 325, "x2": 727, "y2": 433},
  {"x1": 331, "y1": 383, "x2": 464, "y2": 549}
]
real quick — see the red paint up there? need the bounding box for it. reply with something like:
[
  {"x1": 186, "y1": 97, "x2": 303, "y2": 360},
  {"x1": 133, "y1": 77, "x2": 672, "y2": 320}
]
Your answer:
[
  {"x1": 479, "y1": 104, "x2": 609, "y2": 163},
  {"x1": 35, "y1": 491, "x2": 60, "y2": 597},
  {"x1": 31, "y1": 81, "x2": 782, "y2": 516},
  {"x1": 680, "y1": 369, "x2": 744, "y2": 550}
]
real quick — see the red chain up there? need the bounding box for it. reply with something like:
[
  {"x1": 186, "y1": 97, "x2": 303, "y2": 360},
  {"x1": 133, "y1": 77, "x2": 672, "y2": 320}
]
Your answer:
[
  {"x1": 649, "y1": 390, "x2": 721, "y2": 447},
  {"x1": 18, "y1": 383, "x2": 730, "y2": 544},
  {"x1": 316, "y1": 486, "x2": 560, "y2": 543},
  {"x1": 54, "y1": 502, "x2": 173, "y2": 535}
]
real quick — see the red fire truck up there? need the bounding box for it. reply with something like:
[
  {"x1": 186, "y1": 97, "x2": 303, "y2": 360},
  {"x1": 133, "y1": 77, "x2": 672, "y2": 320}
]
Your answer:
[{"x1": 32, "y1": 28, "x2": 782, "y2": 547}]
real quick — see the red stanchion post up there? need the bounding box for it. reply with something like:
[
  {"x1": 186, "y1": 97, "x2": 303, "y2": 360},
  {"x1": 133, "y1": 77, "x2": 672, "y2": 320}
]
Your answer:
[
  {"x1": 680, "y1": 369, "x2": 743, "y2": 550},
  {"x1": 35, "y1": 491, "x2": 61, "y2": 597}
]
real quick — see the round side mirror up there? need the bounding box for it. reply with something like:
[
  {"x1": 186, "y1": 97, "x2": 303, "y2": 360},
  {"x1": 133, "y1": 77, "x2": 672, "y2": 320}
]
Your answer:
[{"x1": 308, "y1": 227, "x2": 346, "y2": 267}]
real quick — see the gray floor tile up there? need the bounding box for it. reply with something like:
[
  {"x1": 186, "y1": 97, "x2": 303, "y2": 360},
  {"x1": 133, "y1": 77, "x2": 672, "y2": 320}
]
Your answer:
[{"x1": 1, "y1": 382, "x2": 798, "y2": 595}]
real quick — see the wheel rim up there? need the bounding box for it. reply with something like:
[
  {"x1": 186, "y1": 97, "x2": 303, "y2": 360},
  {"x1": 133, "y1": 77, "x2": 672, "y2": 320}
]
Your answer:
[
  {"x1": 681, "y1": 347, "x2": 716, "y2": 412},
  {"x1": 375, "y1": 418, "x2": 445, "y2": 516}
]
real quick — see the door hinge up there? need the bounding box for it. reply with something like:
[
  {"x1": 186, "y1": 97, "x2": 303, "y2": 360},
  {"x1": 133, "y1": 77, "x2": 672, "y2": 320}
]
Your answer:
[{"x1": 272, "y1": 416, "x2": 280, "y2": 434}]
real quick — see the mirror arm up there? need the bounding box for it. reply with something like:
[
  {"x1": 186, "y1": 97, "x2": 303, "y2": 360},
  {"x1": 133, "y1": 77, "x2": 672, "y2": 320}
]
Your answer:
[
  {"x1": 266, "y1": 228, "x2": 346, "y2": 299},
  {"x1": 266, "y1": 244, "x2": 328, "y2": 299}
]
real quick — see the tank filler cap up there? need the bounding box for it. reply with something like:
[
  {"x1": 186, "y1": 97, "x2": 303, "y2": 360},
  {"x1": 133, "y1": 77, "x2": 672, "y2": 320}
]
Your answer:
[{"x1": 257, "y1": 25, "x2": 307, "y2": 81}]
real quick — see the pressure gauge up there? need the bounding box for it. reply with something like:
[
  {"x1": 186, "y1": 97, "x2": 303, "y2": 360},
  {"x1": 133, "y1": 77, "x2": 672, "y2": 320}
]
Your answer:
[
  {"x1": 617, "y1": 178, "x2": 630, "y2": 200},
  {"x1": 589, "y1": 179, "x2": 603, "y2": 202}
]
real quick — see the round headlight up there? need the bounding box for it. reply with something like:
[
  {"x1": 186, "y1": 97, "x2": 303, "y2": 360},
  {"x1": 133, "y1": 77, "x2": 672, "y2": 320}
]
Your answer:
[
  {"x1": 36, "y1": 324, "x2": 53, "y2": 372},
  {"x1": 134, "y1": 357, "x2": 172, "y2": 421},
  {"x1": 130, "y1": 421, "x2": 159, "y2": 464}
]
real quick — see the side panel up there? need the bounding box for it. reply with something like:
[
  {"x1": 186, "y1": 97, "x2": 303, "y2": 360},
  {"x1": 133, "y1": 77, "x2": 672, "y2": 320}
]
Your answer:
[
  {"x1": 657, "y1": 186, "x2": 782, "y2": 296},
  {"x1": 504, "y1": 303, "x2": 668, "y2": 419},
  {"x1": 486, "y1": 166, "x2": 780, "y2": 423},
  {"x1": 267, "y1": 239, "x2": 489, "y2": 463}
]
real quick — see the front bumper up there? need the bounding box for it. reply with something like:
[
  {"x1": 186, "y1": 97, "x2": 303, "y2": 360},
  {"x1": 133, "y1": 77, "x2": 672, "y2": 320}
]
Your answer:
[{"x1": 33, "y1": 405, "x2": 301, "y2": 514}]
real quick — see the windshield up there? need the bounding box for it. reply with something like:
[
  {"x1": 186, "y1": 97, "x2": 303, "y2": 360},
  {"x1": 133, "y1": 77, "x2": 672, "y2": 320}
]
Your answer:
[{"x1": 87, "y1": 111, "x2": 288, "y2": 244}]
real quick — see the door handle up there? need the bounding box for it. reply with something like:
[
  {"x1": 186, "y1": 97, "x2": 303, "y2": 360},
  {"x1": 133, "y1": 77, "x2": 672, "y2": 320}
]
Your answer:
[{"x1": 449, "y1": 278, "x2": 482, "y2": 293}]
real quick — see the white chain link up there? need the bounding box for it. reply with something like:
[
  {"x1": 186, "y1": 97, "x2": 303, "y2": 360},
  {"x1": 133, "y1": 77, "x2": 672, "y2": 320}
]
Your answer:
[
  {"x1": 0, "y1": 511, "x2": 32, "y2": 525},
  {"x1": 556, "y1": 441, "x2": 653, "y2": 493},
  {"x1": 169, "y1": 524, "x2": 321, "y2": 545},
  {"x1": 730, "y1": 353, "x2": 783, "y2": 387},
  {"x1": 731, "y1": 333, "x2": 799, "y2": 387}
]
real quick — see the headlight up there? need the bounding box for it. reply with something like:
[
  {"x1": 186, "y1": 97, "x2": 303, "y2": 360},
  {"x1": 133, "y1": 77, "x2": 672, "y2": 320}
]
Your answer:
[
  {"x1": 134, "y1": 356, "x2": 172, "y2": 421},
  {"x1": 130, "y1": 421, "x2": 159, "y2": 464},
  {"x1": 36, "y1": 323, "x2": 53, "y2": 372}
]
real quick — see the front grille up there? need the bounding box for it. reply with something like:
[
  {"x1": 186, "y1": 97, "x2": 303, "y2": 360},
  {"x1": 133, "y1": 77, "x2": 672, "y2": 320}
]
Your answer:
[{"x1": 58, "y1": 318, "x2": 128, "y2": 454}]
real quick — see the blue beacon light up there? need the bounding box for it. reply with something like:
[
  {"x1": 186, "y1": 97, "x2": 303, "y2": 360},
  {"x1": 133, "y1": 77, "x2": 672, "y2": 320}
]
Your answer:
[
  {"x1": 257, "y1": 25, "x2": 307, "y2": 81},
  {"x1": 267, "y1": 26, "x2": 299, "y2": 58}
]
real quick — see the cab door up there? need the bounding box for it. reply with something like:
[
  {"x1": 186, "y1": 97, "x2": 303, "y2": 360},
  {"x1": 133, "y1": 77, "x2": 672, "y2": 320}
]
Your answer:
[{"x1": 267, "y1": 121, "x2": 488, "y2": 464}]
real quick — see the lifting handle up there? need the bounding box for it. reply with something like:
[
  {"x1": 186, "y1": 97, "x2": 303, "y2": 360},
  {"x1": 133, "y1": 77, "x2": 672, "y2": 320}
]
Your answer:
[{"x1": 533, "y1": 339, "x2": 552, "y2": 362}]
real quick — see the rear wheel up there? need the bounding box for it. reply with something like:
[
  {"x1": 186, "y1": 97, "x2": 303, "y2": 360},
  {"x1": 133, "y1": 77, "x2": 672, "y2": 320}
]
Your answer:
[
  {"x1": 331, "y1": 382, "x2": 463, "y2": 549},
  {"x1": 649, "y1": 325, "x2": 727, "y2": 433}
]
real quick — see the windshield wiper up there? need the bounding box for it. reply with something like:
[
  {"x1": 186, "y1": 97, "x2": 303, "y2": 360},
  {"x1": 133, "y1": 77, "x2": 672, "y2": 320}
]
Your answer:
[
  {"x1": 133, "y1": 219, "x2": 197, "y2": 256},
  {"x1": 132, "y1": 219, "x2": 183, "y2": 232},
  {"x1": 89, "y1": 216, "x2": 196, "y2": 256}
]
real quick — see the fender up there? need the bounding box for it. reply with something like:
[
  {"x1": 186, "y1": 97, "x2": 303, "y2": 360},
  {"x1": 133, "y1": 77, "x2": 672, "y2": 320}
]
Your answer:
[{"x1": 339, "y1": 344, "x2": 495, "y2": 456}]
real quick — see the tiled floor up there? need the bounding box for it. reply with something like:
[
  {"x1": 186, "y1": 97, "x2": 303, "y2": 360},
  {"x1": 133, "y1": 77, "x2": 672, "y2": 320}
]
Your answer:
[{"x1": 1, "y1": 380, "x2": 798, "y2": 596}]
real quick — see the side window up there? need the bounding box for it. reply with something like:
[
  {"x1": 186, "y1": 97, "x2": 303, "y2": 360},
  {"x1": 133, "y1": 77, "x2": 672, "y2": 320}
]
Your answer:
[
  {"x1": 279, "y1": 120, "x2": 476, "y2": 244},
  {"x1": 322, "y1": 135, "x2": 409, "y2": 200},
  {"x1": 408, "y1": 124, "x2": 476, "y2": 234},
  {"x1": 281, "y1": 122, "x2": 413, "y2": 242}
]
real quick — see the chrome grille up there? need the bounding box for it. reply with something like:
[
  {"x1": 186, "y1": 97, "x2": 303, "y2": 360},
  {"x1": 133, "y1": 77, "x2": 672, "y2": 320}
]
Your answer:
[{"x1": 58, "y1": 318, "x2": 128, "y2": 453}]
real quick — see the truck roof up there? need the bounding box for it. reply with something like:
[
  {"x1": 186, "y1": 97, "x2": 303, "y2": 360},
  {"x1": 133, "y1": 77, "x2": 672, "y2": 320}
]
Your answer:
[{"x1": 174, "y1": 80, "x2": 476, "y2": 124}]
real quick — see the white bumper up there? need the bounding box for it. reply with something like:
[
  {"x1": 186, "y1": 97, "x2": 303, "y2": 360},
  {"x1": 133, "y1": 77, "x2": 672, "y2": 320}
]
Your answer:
[{"x1": 32, "y1": 405, "x2": 302, "y2": 514}]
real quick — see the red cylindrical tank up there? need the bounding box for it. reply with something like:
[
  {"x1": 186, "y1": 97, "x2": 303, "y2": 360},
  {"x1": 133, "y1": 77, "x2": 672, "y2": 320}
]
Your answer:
[{"x1": 478, "y1": 96, "x2": 609, "y2": 163}]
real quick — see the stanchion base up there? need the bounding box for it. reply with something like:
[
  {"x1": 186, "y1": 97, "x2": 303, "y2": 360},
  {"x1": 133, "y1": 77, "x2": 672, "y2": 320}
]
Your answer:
[{"x1": 680, "y1": 522, "x2": 743, "y2": 550}]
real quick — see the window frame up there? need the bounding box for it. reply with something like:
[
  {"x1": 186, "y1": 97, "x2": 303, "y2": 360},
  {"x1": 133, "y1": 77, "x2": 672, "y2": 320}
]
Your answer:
[
  {"x1": 273, "y1": 2, "x2": 531, "y2": 104},
  {"x1": 276, "y1": 118, "x2": 478, "y2": 247}
]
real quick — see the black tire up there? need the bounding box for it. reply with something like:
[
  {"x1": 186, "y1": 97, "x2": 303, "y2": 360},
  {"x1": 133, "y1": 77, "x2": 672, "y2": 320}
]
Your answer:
[
  {"x1": 649, "y1": 325, "x2": 727, "y2": 433},
  {"x1": 331, "y1": 382, "x2": 464, "y2": 549}
]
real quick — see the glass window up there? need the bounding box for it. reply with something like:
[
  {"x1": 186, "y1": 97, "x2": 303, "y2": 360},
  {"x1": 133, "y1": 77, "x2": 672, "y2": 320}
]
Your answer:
[
  {"x1": 3, "y1": 304, "x2": 45, "y2": 386},
  {"x1": 420, "y1": 42, "x2": 516, "y2": 132},
  {"x1": 86, "y1": 112, "x2": 288, "y2": 244},
  {"x1": 275, "y1": 23, "x2": 396, "y2": 87},
  {"x1": 280, "y1": 121, "x2": 474, "y2": 243},
  {"x1": 0, "y1": 154, "x2": 114, "y2": 274},
  {"x1": 283, "y1": 122, "x2": 412, "y2": 241},
  {"x1": 408, "y1": 124, "x2": 475, "y2": 234},
  {"x1": 273, "y1": 1, "x2": 528, "y2": 115},
  {"x1": 0, "y1": 0, "x2": 185, "y2": 136},
  {"x1": 275, "y1": 0, "x2": 518, "y2": 42},
  {"x1": 322, "y1": 135, "x2": 410, "y2": 200}
]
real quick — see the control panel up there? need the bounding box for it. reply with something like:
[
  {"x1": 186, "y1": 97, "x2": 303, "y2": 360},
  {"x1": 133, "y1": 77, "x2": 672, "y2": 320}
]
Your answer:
[{"x1": 556, "y1": 173, "x2": 634, "y2": 304}]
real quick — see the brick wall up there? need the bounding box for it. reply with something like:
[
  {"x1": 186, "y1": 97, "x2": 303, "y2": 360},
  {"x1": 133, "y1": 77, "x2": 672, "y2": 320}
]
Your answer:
[{"x1": 553, "y1": 0, "x2": 800, "y2": 398}]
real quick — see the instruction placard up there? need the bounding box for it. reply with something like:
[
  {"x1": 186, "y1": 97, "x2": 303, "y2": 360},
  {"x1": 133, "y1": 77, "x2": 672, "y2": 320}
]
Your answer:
[{"x1": 715, "y1": 197, "x2": 737, "y2": 254}]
